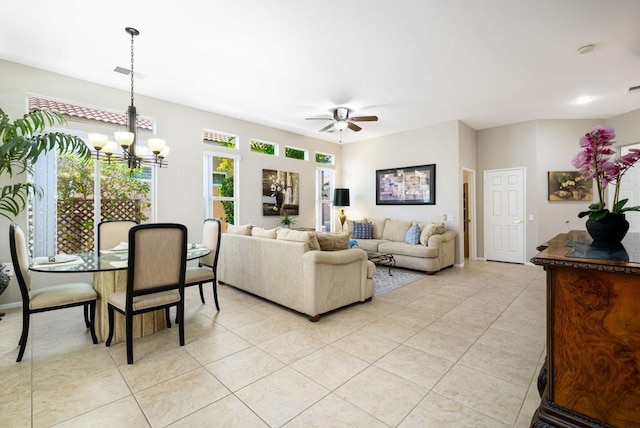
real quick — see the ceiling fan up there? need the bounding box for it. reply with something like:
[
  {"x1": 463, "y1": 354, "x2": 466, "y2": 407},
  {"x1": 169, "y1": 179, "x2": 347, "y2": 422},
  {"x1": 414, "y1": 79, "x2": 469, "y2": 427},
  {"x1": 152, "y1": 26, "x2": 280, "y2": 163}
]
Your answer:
[{"x1": 306, "y1": 107, "x2": 378, "y2": 132}]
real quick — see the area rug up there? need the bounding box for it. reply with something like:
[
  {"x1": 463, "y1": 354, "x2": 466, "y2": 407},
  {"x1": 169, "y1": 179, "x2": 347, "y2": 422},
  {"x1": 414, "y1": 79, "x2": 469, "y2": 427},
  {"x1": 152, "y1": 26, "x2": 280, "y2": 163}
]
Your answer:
[{"x1": 373, "y1": 268, "x2": 427, "y2": 296}]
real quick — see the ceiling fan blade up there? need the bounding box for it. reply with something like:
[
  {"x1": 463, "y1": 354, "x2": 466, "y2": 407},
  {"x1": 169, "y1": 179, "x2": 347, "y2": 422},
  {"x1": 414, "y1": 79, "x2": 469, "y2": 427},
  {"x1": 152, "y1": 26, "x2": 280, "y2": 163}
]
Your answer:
[
  {"x1": 347, "y1": 121, "x2": 362, "y2": 132},
  {"x1": 319, "y1": 123, "x2": 335, "y2": 132},
  {"x1": 350, "y1": 115, "x2": 378, "y2": 122},
  {"x1": 306, "y1": 116, "x2": 332, "y2": 120}
]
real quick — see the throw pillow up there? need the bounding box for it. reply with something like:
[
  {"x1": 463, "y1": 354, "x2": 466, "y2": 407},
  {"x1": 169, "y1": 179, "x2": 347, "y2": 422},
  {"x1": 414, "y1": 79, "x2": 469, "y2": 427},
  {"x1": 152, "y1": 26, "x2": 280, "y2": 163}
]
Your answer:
[
  {"x1": 276, "y1": 228, "x2": 321, "y2": 251},
  {"x1": 405, "y1": 223, "x2": 421, "y2": 245},
  {"x1": 316, "y1": 231, "x2": 350, "y2": 251},
  {"x1": 346, "y1": 218, "x2": 367, "y2": 236},
  {"x1": 352, "y1": 222, "x2": 373, "y2": 239},
  {"x1": 417, "y1": 222, "x2": 446, "y2": 245},
  {"x1": 381, "y1": 219, "x2": 412, "y2": 242},
  {"x1": 251, "y1": 227, "x2": 277, "y2": 239},
  {"x1": 227, "y1": 223, "x2": 253, "y2": 235}
]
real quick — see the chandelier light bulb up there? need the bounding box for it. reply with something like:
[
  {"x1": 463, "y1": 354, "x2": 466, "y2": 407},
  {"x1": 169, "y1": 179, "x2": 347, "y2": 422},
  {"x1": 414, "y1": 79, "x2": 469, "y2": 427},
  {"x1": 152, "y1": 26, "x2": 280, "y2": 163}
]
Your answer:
[
  {"x1": 148, "y1": 138, "x2": 166, "y2": 154},
  {"x1": 114, "y1": 131, "x2": 135, "y2": 147},
  {"x1": 88, "y1": 133, "x2": 108, "y2": 150},
  {"x1": 103, "y1": 140, "x2": 118, "y2": 155},
  {"x1": 159, "y1": 146, "x2": 170, "y2": 159}
]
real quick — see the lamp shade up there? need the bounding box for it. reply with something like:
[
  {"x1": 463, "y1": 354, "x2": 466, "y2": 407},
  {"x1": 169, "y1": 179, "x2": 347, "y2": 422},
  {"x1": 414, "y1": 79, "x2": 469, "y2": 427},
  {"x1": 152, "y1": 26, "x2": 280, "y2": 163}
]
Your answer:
[{"x1": 333, "y1": 188, "x2": 350, "y2": 207}]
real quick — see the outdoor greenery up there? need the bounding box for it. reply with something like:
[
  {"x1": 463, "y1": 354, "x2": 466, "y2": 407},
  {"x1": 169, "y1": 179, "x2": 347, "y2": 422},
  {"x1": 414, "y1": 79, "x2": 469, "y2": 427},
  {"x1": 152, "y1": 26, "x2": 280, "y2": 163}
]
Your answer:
[
  {"x1": 217, "y1": 137, "x2": 235, "y2": 225},
  {"x1": 315, "y1": 152, "x2": 333, "y2": 164},
  {"x1": 0, "y1": 108, "x2": 91, "y2": 220},
  {"x1": 250, "y1": 140, "x2": 275, "y2": 155},
  {"x1": 285, "y1": 147, "x2": 305, "y2": 160}
]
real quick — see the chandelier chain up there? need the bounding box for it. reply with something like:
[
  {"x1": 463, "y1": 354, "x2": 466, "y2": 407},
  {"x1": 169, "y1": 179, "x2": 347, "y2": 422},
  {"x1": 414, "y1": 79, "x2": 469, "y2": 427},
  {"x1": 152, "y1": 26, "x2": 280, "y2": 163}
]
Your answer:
[{"x1": 130, "y1": 31, "x2": 135, "y2": 107}]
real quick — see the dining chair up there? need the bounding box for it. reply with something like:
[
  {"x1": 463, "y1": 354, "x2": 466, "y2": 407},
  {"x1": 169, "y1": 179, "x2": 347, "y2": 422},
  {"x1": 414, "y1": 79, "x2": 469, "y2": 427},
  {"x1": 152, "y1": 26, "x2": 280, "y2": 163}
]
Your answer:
[
  {"x1": 97, "y1": 219, "x2": 138, "y2": 252},
  {"x1": 9, "y1": 223, "x2": 98, "y2": 362},
  {"x1": 105, "y1": 223, "x2": 187, "y2": 364},
  {"x1": 184, "y1": 218, "x2": 222, "y2": 310}
]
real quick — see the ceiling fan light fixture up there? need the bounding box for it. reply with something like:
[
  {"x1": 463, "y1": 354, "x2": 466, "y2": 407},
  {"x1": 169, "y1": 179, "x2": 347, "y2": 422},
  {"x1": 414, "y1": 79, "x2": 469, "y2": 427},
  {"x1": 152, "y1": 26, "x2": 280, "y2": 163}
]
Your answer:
[{"x1": 335, "y1": 120, "x2": 349, "y2": 131}]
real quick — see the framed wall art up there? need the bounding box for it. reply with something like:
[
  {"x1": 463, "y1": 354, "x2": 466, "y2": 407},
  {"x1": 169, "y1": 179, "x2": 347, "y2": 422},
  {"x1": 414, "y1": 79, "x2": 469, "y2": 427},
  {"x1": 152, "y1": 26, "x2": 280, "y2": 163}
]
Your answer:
[
  {"x1": 262, "y1": 169, "x2": 300, "y2": 216},
  {"x1": 376, "y1": 164, "x2": 436, "y2": 205},
  {"x1": 548, "y1": 171, "x2": 593, "y2": 201}
]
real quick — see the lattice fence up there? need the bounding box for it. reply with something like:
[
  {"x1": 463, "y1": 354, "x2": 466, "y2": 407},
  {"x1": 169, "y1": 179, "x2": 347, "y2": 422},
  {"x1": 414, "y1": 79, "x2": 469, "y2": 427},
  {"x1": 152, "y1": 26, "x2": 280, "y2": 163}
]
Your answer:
[{"x1": 57, "y1": 198, "x2": 142, "y2": 253}]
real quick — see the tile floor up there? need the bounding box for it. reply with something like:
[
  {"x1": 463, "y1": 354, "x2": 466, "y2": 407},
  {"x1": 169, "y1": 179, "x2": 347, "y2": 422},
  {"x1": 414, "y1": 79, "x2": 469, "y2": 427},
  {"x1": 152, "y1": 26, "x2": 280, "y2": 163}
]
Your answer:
[{"x1": 0, "y1": 260, "x2": 546, "y2": 427}]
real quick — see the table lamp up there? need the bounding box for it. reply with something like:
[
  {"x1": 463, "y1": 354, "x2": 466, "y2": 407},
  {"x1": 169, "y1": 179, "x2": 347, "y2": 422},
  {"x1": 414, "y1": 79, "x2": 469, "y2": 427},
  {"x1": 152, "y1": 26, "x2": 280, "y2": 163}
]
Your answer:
[{"x1": 333, "y1": 188, "x2": 350, "y2": 231}]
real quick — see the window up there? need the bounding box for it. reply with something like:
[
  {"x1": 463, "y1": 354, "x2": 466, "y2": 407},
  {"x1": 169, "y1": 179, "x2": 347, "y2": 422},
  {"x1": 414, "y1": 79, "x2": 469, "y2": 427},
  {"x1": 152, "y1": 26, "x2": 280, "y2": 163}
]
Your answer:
[
  {"x1": 250, "y1": 139, "x2": 277, "y2": 155},
  {"x1": 205, "y1": 151, "x2": 239, "y2": 232},
  {"x1": 285, "y1": 146, "x2": 307, "y2": 160},
  {"x1": 316, "y1": 168, "x2": 335, "y2": 232},
  {"x1": 315, "y1": 152, "x2": 334, "y2": 165},
  {"x1": 203, "y1": 129, "x2": 237, "y2": 149},
  {"x1": 33, "y1": 129, "x2": 155, "y2": 256}
]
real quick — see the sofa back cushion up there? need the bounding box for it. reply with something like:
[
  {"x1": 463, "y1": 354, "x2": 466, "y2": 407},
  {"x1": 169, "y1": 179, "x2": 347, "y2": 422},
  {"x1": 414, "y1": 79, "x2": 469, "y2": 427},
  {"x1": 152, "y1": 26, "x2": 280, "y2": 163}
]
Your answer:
[
  {"x1": 366, "y1": 217, "x2": 388, "y2": 239},
  {"x1": 382, "y1": 219, "x2": 412, "y2": 242},
  {"x1": 352, "y1": 222, "x2": 373, "y2": 239},
  {"x1": 252, "y1": 227, "x2": 277, "y2": 239},
  {"x1": 316, "y1": 231, "x2": 350, "y2": 251},
  {"x1": 227, "y1": 223, "x2": 253, "y2": 235},
  {"x1": 414, "y1": 221, "x2": 446, "y2": 245},
  {"x1": 276, "y1": 228, "x2": 321, "y2": 251}
]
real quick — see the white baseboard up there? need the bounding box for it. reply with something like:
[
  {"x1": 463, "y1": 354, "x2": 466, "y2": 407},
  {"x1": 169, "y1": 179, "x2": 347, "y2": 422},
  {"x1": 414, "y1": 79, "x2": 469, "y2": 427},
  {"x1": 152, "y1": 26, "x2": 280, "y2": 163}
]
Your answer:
[{"x1": 0, "y1": 302, "x2": 21, "y2": 311}]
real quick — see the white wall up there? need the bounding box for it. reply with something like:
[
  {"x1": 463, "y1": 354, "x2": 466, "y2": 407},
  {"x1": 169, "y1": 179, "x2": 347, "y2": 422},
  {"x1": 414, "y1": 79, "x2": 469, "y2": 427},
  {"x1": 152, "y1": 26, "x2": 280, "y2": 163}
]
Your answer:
[{"x1": 341, "y1": 120, "x2": 463, "y2": 263}]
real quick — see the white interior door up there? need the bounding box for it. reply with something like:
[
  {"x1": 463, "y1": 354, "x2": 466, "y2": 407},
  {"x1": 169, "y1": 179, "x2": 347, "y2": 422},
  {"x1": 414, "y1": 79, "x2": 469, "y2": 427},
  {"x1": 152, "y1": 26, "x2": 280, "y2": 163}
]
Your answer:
[{"x1": 484, "y1": 168, "x2": 525, "y2": 263}]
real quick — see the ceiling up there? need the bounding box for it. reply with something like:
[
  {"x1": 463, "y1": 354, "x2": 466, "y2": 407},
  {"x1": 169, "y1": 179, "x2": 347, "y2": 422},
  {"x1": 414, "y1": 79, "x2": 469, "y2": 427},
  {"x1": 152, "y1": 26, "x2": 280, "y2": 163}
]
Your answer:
[{"x1": 2, "y1": 0, "x2": 640, "y2": 144}]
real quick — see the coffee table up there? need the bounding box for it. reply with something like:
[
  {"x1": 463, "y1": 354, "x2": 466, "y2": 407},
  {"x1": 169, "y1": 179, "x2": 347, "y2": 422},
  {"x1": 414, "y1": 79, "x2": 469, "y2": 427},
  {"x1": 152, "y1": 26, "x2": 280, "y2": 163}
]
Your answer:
[{"x1": 367, "y1": 251, "x2": 396, "y2": 275}]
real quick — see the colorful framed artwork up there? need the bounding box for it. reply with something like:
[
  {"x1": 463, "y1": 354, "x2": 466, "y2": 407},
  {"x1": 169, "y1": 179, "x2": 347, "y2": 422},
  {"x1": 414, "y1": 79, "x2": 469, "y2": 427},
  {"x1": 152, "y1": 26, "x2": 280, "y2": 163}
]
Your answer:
[
  {"x1": 548, "y1": 171, "x2": 593, "y2": 201},
  {"x1": 376, "y1": 164, "x2": 436, "y2": 205}
]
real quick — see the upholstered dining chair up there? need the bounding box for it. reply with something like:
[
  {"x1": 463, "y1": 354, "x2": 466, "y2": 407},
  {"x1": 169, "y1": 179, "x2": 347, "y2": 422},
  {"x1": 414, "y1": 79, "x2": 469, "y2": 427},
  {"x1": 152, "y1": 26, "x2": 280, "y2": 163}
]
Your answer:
[
  {"x1": 184, "y1": 218, "x2": 222, "y2": 310},
  {"x1": 105, "y1": 223, "x2": 187, "y2": 364},
  {"x1": 9, "y1": 223, "x2": 98, "y2": 362},
  {"x1": 97, "y1": 219, "x2": 138, "y2": 252}
]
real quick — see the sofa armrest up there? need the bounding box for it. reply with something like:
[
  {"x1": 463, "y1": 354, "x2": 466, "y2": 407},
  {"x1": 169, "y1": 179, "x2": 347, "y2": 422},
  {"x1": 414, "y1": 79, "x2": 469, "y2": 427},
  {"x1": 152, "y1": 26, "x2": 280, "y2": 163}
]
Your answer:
[
  {"x1": 303, "y1": 248, "x2": 366, "y2": 265},
  {"x1": 428, "y1": 230, "x2": 456, "y2": 247}
]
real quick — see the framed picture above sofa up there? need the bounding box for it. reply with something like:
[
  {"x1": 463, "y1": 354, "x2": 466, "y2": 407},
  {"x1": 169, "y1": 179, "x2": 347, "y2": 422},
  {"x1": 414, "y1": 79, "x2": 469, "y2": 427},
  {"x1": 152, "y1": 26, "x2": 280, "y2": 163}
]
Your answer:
[{"x1": 376, "y1": 164, "x2": 436, "y2": 205}]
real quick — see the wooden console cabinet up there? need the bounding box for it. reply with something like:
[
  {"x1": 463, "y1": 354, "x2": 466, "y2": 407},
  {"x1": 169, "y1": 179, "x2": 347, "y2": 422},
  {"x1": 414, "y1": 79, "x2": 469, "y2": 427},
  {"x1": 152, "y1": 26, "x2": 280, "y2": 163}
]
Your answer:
[{"x1": 530, "y1": 231, "x2": 640, "y2": 427}]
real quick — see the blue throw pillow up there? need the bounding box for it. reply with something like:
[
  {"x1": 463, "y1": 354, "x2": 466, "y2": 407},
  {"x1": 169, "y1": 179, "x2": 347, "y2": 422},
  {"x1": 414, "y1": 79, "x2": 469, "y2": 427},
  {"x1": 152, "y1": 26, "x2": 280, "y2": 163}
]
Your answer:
[
  {"x1": 405, "y1": 223, "x2": 421, "y2": 245},
  {"x1": 349, "y1": 239, "x2": 359, "y2": 248},
  {"x1": 352, "y1": 222, "x2": 373, "y2": 239}
]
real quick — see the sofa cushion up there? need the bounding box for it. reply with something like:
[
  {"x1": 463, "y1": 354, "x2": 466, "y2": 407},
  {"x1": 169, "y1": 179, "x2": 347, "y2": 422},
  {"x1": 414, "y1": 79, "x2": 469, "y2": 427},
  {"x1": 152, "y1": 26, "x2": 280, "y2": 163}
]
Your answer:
[
  {"x1": 378, "y1": 241, "x2": 439, "y2": 258},
  {"x1": 414, "y1": 221, "x2": 446, "y2": 245},
  {"x1": 252, "y1": 227, "x2": 277, "y2": 239},
  {"x1": 227, "y1": 223, "x2": 253, "y2": 235},
  {"x1": 316, "y1": 231, "x2": 350, "y2": 251},
  {"x1": 276, "y1": 228, "x2": 321, "y2": 251},
  {"x1": 381, "y1": 219, "x2": 412, "y2": 242},
  {"x1": 405, "y1": 223, "x2": 421, "y2": 245},
  {"x1": 352, "y1": 222, "x2": 373, "y2": 239},
  {"x1": 366, "y1": 217, "x2": 388, "y2": 239},
  {"x1": 353, "y1": 239, "x2": 387, "y2": 252}
]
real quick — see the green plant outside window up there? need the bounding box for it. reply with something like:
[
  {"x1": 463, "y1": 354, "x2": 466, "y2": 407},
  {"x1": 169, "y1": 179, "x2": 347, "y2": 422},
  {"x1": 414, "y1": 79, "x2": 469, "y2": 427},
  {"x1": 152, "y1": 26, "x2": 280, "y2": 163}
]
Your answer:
[
  {"x1": 285, "y1": 147, "x2": 305, "y2": 160},
  {"x1": 250, "y1": 140, "x2": 275, "y2": 155},
  {"x1": 315, "y1": 153, "x2": 333, "y2": 164}
]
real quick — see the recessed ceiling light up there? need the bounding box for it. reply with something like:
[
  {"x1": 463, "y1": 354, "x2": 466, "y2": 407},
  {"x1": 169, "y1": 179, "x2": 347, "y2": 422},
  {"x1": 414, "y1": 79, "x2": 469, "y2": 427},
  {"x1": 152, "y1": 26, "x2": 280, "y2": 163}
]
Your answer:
[
  {"x1": 577, "y1": 44, "x2": 595, "y2": 54},
  {"x1": 574, "y1": 96, "x2": 595, "y2": 105}
]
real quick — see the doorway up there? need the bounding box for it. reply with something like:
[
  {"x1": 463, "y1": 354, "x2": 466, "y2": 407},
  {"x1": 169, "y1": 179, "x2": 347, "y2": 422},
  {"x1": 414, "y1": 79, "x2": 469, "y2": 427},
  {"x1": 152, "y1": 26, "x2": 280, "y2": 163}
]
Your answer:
[
  {"x1": 484, "y1": 167, "x2": 525, "y2": 263},
  {"x1": 462, "y1": 168, "x2": 476, "y2": 261}
]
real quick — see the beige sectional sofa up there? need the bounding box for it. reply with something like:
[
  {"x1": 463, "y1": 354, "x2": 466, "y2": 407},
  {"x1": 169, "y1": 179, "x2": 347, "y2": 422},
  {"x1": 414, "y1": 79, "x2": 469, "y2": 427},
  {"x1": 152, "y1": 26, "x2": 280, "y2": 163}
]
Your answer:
[
  {"x1": 218, "y1": 226, "x2": 376, "y2": 321},
  {"x1": 350, "y1": 218, "x2": 456, "y2": 274}
]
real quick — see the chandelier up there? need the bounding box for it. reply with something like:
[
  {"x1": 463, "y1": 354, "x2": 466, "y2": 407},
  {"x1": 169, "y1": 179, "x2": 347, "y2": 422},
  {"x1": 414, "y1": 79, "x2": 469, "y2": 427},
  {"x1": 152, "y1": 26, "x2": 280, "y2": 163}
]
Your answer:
[{"x1": 87, "y1": 27, "x2": 169, "y2": 169}]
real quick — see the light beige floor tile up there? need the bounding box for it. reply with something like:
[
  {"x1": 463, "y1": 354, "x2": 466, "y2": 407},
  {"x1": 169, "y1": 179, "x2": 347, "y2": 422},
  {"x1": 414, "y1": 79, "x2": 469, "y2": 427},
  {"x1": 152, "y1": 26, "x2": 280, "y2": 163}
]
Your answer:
[
  {"x1": 294, "y1": 318, "x2": 359, "y2": 344},
  {"x1": 290, "y1": 346, "x2": 368, "y2": 390},
  {"x1": 258, "y1": 330, "x2": 326, "y2": 364},
  {"x1": 119, "y1": 347, "x2": 200, "y2": 392},
  {"x1": 0, "y1": 357, "x2": 31, "y2": 403},
  {"x1": 233, "y1": 317, "x2": 296, "y2": 344},
  {"x1": 476, "y1": 327, "x2": 546, "y2": 360},
  {"x1": 107, "y1": 329, "x2": 178, "y2": 366},
  {"x1": 491, "y1": 313, "x2": 546, "y2": 339},
  {"x1": 285, "y1": 393, "x2": 388, "y2": 428},
  {"x1": 382, "y1": 306, "x2": 441, "y2": 329},
  {"x1": 53, "y1": 396, "x2": 150, "y2": 428},
  {"x1": 135, "y1": 367, "x2": 229, "y2": 427},
  {"x1": 405, "y1": 328, "x2": 474, "y2": 362},
  {"x1": 335, "y1": 365, "x2": 428, "y2": 426},
  {"x1": 433, "y1": 364, "x2": 527, "y2": 425},
  {"x1": 0, "y1": 395, "x2": 31, "y2": 428},
  {"x1": 184, "y1": 329, "x2": 252, "y2": 365},
  {"x1": 168, "y1": 394, "x2": 268, "y2": 427},
  {"x1": 32, "y1": 367, "x2": 131, "y2": 427},
  {"x1": 458, "y1": 342, "x2": 540, "y2": 387},
  {"x1": 399, "y1": 391, "x2": 509, "y2": 428},
  {"x1": 375, "y1": 344, "x2": 453, "y2": 389},
  {"x1": 359, "y1": 316, "x2": 422, "y2": 343},
  {"x1": 515, "y1": 395, "x2": 541, "y2": 428},
  {"x1": 236, "y1": 367, "x2": 329, "y2": 427},
  {"x1": 332, "y1": 330, "x2": 400, "y2": 363},
  {"x1": 205, "y1": 346, "x2": 285, "y2": 391},
  {"x1": 212, "y1": 307, "x2": 268, "y2": 330}
]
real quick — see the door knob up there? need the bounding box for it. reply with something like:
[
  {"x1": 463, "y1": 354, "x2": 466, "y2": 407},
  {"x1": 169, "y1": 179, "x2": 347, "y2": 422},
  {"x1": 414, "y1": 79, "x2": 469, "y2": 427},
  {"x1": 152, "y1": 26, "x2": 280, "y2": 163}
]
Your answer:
[{"x1": 515, "y1": 220, "x2": 523, "y2": 224}]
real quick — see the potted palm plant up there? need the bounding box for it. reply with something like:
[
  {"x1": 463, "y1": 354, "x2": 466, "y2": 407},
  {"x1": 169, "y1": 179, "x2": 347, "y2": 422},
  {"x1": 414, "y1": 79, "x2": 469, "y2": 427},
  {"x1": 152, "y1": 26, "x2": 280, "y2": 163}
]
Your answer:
[
  {"x1": 277, "y1": 211, "x2": 297, "y2": 228},
  {"x1": 0, "y1": 107, "x2": 91, "y2": 220}
]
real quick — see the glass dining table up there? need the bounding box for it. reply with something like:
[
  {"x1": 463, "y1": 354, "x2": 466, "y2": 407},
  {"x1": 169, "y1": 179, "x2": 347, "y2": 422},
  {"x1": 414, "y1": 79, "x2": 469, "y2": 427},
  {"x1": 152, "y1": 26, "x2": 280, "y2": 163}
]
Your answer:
[{"x1": 30, "y1": 246, "x2": 210, "y2": 343}]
